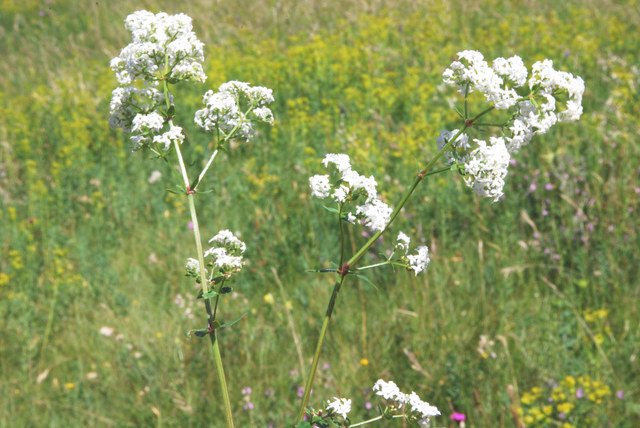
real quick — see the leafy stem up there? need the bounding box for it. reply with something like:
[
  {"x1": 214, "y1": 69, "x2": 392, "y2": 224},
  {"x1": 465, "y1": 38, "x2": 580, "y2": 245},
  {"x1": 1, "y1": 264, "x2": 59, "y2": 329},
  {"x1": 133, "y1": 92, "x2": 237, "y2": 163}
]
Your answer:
[
  {"x1": 164, "y1": 79, "x2": 235, "y2": 428},
  {"x1": 297, "y1": 105, "x2": 495, "y2": 422}
]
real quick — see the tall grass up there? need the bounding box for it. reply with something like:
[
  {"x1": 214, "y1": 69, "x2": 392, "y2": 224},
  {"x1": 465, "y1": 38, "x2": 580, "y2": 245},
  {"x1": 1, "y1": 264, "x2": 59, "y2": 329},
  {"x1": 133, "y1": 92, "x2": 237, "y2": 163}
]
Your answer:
[{"x1": 1, "y1": 0, "x2": 638, "y2": 426}]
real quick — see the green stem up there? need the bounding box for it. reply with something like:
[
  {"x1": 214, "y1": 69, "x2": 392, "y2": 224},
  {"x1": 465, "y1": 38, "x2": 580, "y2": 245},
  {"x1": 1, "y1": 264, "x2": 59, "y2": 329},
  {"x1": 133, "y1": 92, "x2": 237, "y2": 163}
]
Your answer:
[
  {"x1": 177, "y1": 141, "x2": 235, "y2": 428},
  {"x1": 162, "y1": 65, "x2": 233, "y2": 426},
  {"x1": 339, "y1": 203, "x2": 346, "y2": 266},
  {"x1": 349, "y1": 414, "x2": 404, "y2": 427},
  {"x1": 296, "y1": 276, "x2": 347, "y2": 421},
  {"x1": 297, "y1": 106, "x2": 497, "y2": 423},
  {"x1": 193, "y1": 148, "x2": 219, "y2": 191},
  {"x1": 297, "y1": 106, "x2": 495, "y2": 423},
  {"x1": 347, "y1": 105, "x2": 494, "y2": 269}
]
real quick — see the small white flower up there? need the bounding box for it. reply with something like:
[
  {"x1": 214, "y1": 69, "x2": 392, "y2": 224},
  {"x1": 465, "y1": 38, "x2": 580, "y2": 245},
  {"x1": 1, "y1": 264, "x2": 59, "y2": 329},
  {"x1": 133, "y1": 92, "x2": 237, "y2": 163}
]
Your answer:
[
  {"x1": 99, "y1": 326, "x2": 114, "y2": 337},
  {"x1": 395, "y1": 232, "x2": 411, "y2": 254},
  {"x1": 355, "y1": 198, "x2": 392, "y2": 232},
  {"x1": 131, "y1": 112, "x2": 165, "y2": 134},
  {"x1": 152, "y1": 124, "x2": 184, "y2": 150},
  {"x1": 373, "y1": 379, "x2": 406, "y2": 402},
  {"x1": 326, "y1": 397, "x2": 351, "y2": 419},
  {"x1": 208, "y1": 230, "x2": 246, "y2": 254},
  {"x1": 461, "y1": 137, "x2": 511, "y2": 201},
  {"x1": 111, "y1": 10, "x2": 206, "y2": 85},
  {"x1": 185, "y1": 257, "x2": 201, "y2": 275},
  {"x1": 147, "y1": 170, "x2": 162, "y2": 184},
  {"x1": 492, "y1": 55, "x2": 527, "y2": 87},
  {"x1": 322, "y1": 153, "x2": 352, "y2": 174},
  {"x1": 407, "y1": 246, "x2": 430, "y2": 275},
  {"x1": 194, "y1": 81, "x2": 274, "y2": 141},
  {"x1": 203, "y1": 230, "x2": 246, "y2": 275},
  {"x1": 407, "y1": 391, "x2": 440, "y2": 418},
  {"x1": 309, "y1": 175, "x2": 331, "y2": 199}
]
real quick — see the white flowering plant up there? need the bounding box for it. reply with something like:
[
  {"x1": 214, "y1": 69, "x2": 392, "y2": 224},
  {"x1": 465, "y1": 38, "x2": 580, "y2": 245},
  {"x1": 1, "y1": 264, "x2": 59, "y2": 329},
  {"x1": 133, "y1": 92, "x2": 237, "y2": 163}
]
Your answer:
[
  {"x1": 109, "y1": 10, "x2": 584, "y2": 428},
  {"x1": 296, "y1": 51, "x2": 584, "y2": 423},
  {"x1": 109, "y1": 10, "x2": 274, "y2": 427}
]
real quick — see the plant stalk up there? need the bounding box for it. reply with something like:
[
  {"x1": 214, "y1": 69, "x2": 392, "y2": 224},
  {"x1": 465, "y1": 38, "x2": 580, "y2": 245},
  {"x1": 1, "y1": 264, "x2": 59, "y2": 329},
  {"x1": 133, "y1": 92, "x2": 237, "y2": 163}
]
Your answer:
[
  {"x1": 296, "y1": 276, "x2": 347, "y2": 421},
  {"x1": 174, "y1": 140, "x2": 235, "y2": 428},
  {"x1": 296, "y1": 106, "x2": 495, "y2": 422}
]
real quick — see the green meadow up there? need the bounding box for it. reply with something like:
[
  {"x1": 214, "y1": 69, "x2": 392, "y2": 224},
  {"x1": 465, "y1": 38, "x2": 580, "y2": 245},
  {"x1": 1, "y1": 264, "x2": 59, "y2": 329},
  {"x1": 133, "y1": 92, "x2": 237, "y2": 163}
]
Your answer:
[{"x1": 1, "y1": 0, "x2": 639, "y2": 426}]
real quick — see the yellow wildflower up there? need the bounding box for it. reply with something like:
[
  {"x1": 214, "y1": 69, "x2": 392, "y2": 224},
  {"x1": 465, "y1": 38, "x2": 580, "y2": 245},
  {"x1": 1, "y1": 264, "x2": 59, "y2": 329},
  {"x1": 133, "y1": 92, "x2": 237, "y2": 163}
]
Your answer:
[
  {"x1": 557, "y1": 402, "x2": 574, "y2": 414},
  {"x1": 0, "y1": 272, "x2": 10, "y2": 287},
  {"x1": 263, "y1": 293, "x2": 275, "y2": 305}
]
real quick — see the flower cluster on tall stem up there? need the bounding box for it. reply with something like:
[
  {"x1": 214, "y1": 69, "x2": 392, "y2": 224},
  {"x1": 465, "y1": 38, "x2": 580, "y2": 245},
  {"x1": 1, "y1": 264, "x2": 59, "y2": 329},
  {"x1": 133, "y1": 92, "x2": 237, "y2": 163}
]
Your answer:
[
  {"x1": 297, "y1": 50, "x2": 584, "y2": 424},
  {"x1": 109, "y1": 10, "x2": 273, "y2": 428}
]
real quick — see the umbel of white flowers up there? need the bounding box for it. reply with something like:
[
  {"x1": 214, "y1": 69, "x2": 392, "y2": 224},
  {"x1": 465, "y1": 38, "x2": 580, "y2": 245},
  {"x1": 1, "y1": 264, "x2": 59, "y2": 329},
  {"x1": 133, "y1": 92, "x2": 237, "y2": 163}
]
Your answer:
[
  {"x1": 309, "y1": 153, "x2": 393, "y2": 232},
  {"x1": 110, "y1": 10, "x2": 206, "y2": 85},
  {"x1": 373, "y1": 379, "x2": 440, "y2": 426},
  {"x1": 108, "y1": 11, "x2": 275, "y2": 152},
  {"x1": 440, "y1": 50, "x2": 584, "y2": 201},
  {"x1": 394, "y1": 232, "x2": 431, "y2": 276},
  {"x1": 186, "y1": 230, "x2": 247, "y2": 279},
  {"x1": 311, "y1": 380, "x2": 439, "y2": 426}
]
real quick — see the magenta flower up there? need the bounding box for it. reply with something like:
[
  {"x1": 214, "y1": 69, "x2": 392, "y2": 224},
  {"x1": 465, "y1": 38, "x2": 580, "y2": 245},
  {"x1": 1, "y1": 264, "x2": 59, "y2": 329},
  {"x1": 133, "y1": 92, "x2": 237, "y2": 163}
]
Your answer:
[{"x1": 450, "y1": 412, "x2": 466, "y2": 422}]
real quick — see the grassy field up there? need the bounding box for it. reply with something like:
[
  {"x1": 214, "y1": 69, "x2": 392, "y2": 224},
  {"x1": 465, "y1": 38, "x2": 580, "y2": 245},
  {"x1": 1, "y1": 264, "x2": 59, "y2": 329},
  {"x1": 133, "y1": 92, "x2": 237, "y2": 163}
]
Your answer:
[{"x1": 1, "y1": 0, "x2": 639, "y2": 426}]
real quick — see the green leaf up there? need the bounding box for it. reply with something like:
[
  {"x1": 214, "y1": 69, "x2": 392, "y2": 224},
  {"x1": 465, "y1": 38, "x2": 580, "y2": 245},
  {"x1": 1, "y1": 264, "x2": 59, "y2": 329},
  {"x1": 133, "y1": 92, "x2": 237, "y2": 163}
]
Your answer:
[
  {"x1": 322, "y1": 205, "x2": 340, "y2": 215},
  {"x1": 199, "y1": 289, "x2": 218, "y2": 299},
  {"x1": 218, "y1": 313, "x2": 247, "y2": 329},
  {"x1": 166, "y1": 186, "x2": 184, "y2": 195},
  {"x1": 295, "y1": 422, "x2": 312, "y2": 428},
  {"x1": 352, "y1": 273, "x2": 379, "y2": 291},
  {"x1": 186, "y1": 328, "x2": 209, "y2": 338}
]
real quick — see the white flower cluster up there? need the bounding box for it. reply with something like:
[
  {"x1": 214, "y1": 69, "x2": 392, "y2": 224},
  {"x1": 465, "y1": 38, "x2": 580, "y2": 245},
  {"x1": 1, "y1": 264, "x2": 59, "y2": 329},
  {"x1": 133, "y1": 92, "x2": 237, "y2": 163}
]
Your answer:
[
  {"x1": 309, "y1": 154, "x2": 392, "y2": 232},
  {"x1": 454, "y1": 137, "x2": 511, "y2": 202},
  {"x1": 110, "y1": 10, "x2": 206, "y2": 85},
  {"x1": 109, "y1": 86, "x2": 165, "y2": 132},
  {"x1": 439, "y1": 51, "x2": 584, "y2": 200},
  {"x1": 438, "y1": 131, "x2": 511, "y2": 202},
  {"x1": 325, "y1": 397, "x2": 351, "y2": 419},
  {"x1": 395, "y1": 232, "x2": 431, "y2": 275},
  {"x1": 185, "y1": 257, "x2": 201, "y2": 276},
  {"x1": 505, "y1": 59, "x2": 585, "y2": 152},
  {"x1": 373, "y1": 379, "x2": 440, "y2": 423},
  {"x1": 443, "y1": 50, "x2": 526, "y2": 109},
  {"x1": 202, "y1": 230, "x2": 246, "y2": 275},
  {"x1": 194, "y1": 81, "x2": 275, "y2": 141},
  {"x1": 109, "y1": 11, "x2": 201, "y2": 152}
]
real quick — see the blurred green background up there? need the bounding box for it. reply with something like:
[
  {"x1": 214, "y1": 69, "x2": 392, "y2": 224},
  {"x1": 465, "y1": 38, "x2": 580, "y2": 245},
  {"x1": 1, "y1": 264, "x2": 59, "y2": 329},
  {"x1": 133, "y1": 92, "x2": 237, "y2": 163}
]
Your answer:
[{"x1": 1, "y1": 0, "x2": 639, "y2": 426}]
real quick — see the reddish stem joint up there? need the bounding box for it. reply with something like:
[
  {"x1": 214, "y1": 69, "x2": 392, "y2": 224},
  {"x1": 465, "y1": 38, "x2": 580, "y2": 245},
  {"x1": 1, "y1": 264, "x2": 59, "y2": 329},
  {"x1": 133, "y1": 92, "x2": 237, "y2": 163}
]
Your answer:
[
  {"x1": 186, "y1": 185, "x2": 195, "y2": 195},
  {"x1": 465, "y1": 119, "x2": 474, "y2": 127},
  {"x1": 337, "y1": 263, "x2": 350, "y2": 277}
]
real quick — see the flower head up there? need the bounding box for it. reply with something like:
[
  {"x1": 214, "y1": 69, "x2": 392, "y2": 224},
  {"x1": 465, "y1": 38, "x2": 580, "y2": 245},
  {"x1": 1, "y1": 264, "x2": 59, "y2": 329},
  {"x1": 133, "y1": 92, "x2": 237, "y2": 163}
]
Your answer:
[
  {"x1": 201, "y1": 230, "x2": 246, "y2": 275},
  {"x1": 326, "y1": 397, "x2": 351, "y2": 419},
  {"x1": 194, "y1": 81, "x2": 274, "y2": 141},
  {"x1": 110, "y1": 10, "x2": 206, "y2": 85},
  {"x1": 310, "y1": 153, "x2": 392, "y2": 232},
  {"x1": 407, "y1": 245, "x2": 430, "y2": 275}
]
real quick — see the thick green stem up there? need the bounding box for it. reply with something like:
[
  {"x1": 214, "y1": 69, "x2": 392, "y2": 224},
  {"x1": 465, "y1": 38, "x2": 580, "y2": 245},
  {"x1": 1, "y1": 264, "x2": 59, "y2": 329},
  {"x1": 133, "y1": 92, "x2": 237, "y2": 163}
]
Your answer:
[
  {"x1": 175, "y1": 140, "x2": 235, "y2": 428},
  {"x1": 296, "y1": 276, "x2": 347, "y2": 421},
  {"x1": 162, "y1": 69, "x2": 234, "y2": 426}
]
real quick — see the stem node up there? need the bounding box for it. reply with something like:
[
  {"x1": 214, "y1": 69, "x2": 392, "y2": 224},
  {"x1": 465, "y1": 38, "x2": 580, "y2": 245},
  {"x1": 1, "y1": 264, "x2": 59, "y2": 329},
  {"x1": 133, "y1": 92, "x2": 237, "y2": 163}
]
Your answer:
[{"x1": 337, "y1": 263, "x2": 350, "y2": 277}]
